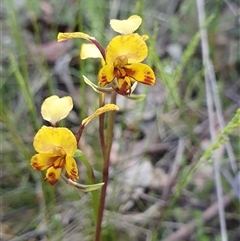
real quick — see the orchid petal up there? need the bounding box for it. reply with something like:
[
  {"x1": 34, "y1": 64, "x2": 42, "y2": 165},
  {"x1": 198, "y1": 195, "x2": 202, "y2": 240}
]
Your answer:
[
  {"x1": 41, "y1": 95, "x2": 73, "y2": 124},
  {"x1": 106, "y1": 34, "x2": 147, "y2": 65},
  {"x1": 58, "y1": 32, "x2": 93, "y2": 42},
  {"x1": 124, "y1": 63, "x2": 156, "y2": 85},
  {"x1": 33, "y1": 126, "x2": 77, "y2": 156},
  {"x1": 110, "y1": 15, "x2": 142, "y2": 34},
  {"x1": 44, "y1": 167, "x2": 62, "y2": 185},
  {"x1": 30, "y1": 153, "x2": 56, "y2": 171},
  {"x1": 98, "y1": 65, "x2": 115, "y2": 86},
  {"x1": 65, "y1": 156, "x2": 79, "y2": 181},
  {"x1": 80, "y1": 43, "x2": 103, "y2": 60},
  {"x1": 82, "y1": 104, "x2": 119, "y2": 126}
]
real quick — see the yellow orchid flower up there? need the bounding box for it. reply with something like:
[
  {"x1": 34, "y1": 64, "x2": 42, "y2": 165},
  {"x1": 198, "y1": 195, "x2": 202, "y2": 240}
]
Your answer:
[
  {"x1": 30, "y1": 126, "x2": 78, "y2": 185},
  {"x1": 98, "y1": 33, "x2": 155, "y2": 95},
  {"x1": 57, "y1": 16, "x2": 155, "y2": 96},
  {"x1": 41, "y1": 95, "x2": 73, "y2": 125},
  {"x1": 110, "y1": 15, "x2": 142, "y2": 35}
]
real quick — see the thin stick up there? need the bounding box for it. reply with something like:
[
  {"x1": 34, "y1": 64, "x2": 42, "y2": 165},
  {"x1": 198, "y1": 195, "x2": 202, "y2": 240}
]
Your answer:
[
  {"x1": 196, "y1": 1, "x2": 228, "y2": 241},
  {"x1": 95, "y1": 91, "x2": 117, "y2": 241},
  {"x1": 206, "y1": 36, "x2": 237, "y2": 173}
]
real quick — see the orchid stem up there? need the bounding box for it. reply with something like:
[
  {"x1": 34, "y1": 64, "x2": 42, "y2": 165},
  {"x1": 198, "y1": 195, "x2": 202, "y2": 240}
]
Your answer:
[{"x1": 95, "y1": 91, "x2": 117, "y2": 241}]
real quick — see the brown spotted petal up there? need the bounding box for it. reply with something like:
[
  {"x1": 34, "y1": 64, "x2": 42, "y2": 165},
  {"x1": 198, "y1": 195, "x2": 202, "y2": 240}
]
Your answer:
[
  {"x1": 98, "y1": 65, "x2": 115, "y2": 86},
  {"x1": 65, "y1": 156, "x2": 79, "y2": 181},
  {"x1": 44, "y1": 167, "x2": 62, "y2": 185},
  {"x1": 124, "y1": 63, "x2": 155, "y2": 86}
]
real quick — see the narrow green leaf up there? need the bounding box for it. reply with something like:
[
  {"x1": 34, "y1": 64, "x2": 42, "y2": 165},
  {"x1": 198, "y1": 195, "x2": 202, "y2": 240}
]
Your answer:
[{"x1": 76, "y1": 182, "x2": 104, "y2": 192}]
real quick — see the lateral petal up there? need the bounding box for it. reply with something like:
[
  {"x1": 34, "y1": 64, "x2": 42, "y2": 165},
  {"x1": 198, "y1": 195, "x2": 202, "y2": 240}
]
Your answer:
[
  {"x1": 98, "y1": 65, "x2": 115, "y2": 86},
  {"x1": 124, "y1": 63, "x2": 155, "y2": 86},
  {"x1": 65, "y1": 156, "x2": 79, "y2": 182},
  {"x1": 30, "y1": 153, "x2": 56, "y2": 171}
]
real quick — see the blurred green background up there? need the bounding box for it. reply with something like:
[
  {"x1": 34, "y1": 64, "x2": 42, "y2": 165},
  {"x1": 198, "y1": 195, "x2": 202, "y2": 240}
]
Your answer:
[{"x1": 1, "y1": 0, "x2": 239, "y2": 240}]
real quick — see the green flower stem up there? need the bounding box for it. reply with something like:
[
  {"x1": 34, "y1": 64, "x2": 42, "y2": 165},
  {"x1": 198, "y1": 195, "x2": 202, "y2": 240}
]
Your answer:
[{"x1": 95, "y1": 91, "x2": 117, "y2": 241}]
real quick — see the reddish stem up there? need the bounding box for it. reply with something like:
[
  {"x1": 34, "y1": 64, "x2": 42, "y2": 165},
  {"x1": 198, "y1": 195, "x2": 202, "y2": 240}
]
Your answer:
[{"x1": 94, "y1": 91, "x2": 117, "y2": 241}]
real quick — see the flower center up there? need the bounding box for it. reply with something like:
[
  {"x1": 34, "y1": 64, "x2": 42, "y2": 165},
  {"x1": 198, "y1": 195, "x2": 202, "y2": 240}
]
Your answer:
[
  {"x1": 113, "y1": 55, "x2": 128, "y2": 78},
  {"x1": 53, "y1": 146, "x2": 66, "y2": 156},
  {"x1": 53, "y1": 146, "x2": 66, "y2": 168},
  {"x1": 113, "y1": 55, "x2": 128, "y2": 68}
]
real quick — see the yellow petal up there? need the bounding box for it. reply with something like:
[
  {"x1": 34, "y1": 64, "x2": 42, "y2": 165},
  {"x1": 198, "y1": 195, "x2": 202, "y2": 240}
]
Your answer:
[
  {"x1": 98, "y1": 65, "x2": 115, "y2": 86},
  {"x1": 33, "y1": 126, "x2": 77, "y2": 156},
  {"x1": 30, "y1": 153, "x2": 56, "y2": 171},
  {"x1": 113, "y1": 77, "x2": 132, "y2": 96},
  {"x1": 82, "y1": 104, "x2": 119, "y2": 126},
  {"x1": 57, "y1": 32, "x2": 93, "y2": 42},
  {"x1": 80, "y1": 43, "x2": 103, "y2": 60},
  {"x1": 124, "y1": 63, "x2": 156, "y2": 86},
  {"x1": 41, "y1": 95, "x2": 73, "y2": 124},
  {"x1": 106, "y1": 34, "x2": 148, "y2": 65},
  {"x1": 110, "y1": 15, "x2": 142, "y2": 35},
  {"x1": 65, "y1": 156, "x2": 79, "y2": 181},
  {"x1": 44, "y1": 167, "x2": 62, "y2": 185}
]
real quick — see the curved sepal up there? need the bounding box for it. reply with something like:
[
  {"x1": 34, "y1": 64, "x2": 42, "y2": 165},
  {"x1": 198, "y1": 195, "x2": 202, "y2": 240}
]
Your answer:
[{"x1": 82, "y1": 75, "x2": 112, "y2": 94}]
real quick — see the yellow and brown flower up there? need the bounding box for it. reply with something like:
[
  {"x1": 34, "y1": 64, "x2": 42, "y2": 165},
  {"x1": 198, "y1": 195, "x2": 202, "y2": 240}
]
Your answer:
[{"x1": 30, "y1": 126, "x2": 78, "y2": 185}]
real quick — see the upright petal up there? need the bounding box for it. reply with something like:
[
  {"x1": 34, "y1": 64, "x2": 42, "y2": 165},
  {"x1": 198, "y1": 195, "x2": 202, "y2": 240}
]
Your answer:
[
  {"x1": 65, "y1": 156, "x2": 79, "y2": 181},
  {"x1": 110, "y1": 15, "x2": 142, "y2": 35},
  {"x1": 41, "y1": 95, "x2": 73, "y2": 124},
  {"x1": 106, "y1": 34, "x2": 148, "y2": 65},
  {"x1": 33, "y1": 126, "x2": 77, "y2": 156},
  {"x1": 124, "y1": 63, "x2": 156, "y2": 86},
  {"x1": 98, "y1": 65, "x2": 115, "y2": 86},
  {"x1": 30, "y1": 153, "x2": 56, "y2": 171},
  {"x1": 44, "y1": 167, "x2": 62, "y2": 185}
]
